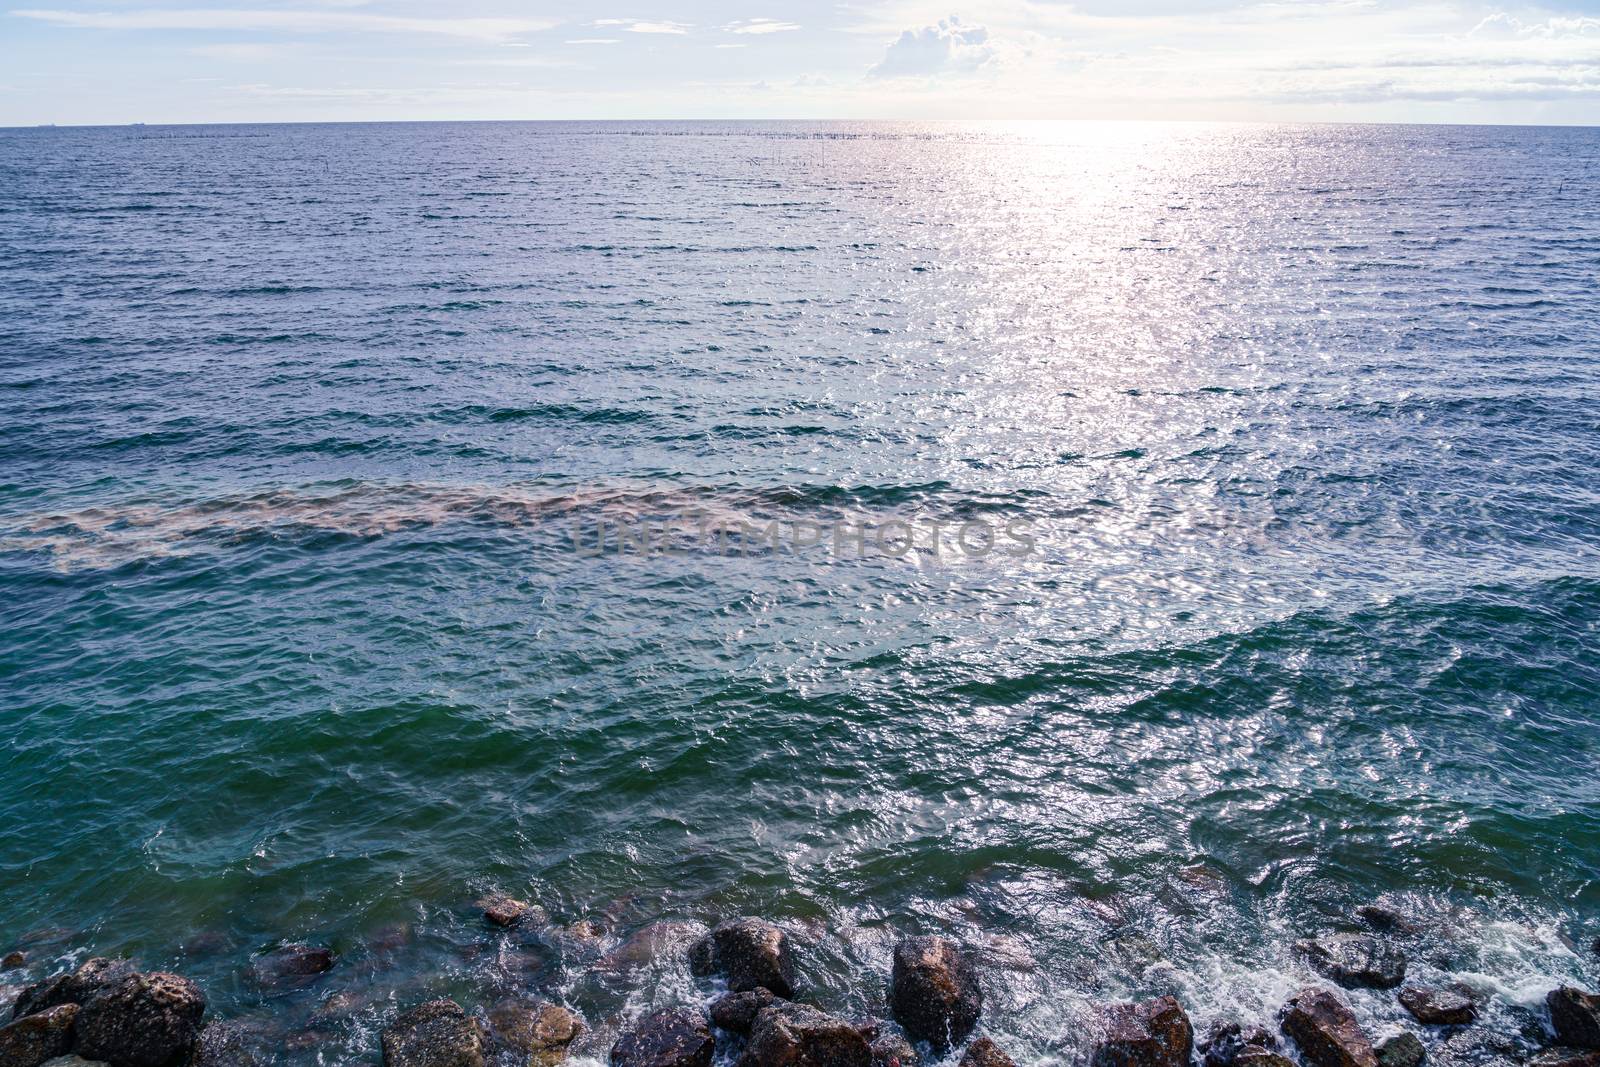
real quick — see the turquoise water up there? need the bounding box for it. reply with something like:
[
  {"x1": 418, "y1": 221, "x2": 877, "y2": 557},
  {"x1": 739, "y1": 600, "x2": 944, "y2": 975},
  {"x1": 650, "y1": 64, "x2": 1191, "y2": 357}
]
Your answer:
[{"x1": 1, "y1": 121, "x2": 1598, "y2": 1063}]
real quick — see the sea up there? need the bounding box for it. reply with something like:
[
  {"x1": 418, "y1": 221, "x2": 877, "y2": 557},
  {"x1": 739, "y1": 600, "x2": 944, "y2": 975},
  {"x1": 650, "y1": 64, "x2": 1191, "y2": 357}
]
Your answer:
[{"x1": 1, "y1": 120, "x2": 1597, "y2": 1064}]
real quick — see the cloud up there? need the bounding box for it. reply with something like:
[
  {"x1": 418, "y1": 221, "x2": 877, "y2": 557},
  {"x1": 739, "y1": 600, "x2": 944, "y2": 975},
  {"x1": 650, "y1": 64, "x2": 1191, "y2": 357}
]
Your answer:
[
  {"x1": 11, "y1": 7, "x2": 557, "y2": 41},
  {"x1": 594, "y1": 18, "x2": 689, "y2": 35},
  {"x1": 565, "y1": 38, "x2": 619, "y2": 45},
  {"x1": 868, "y1": 16, "x2": 994, "y2": 79},
  {"x1": 1469, "y1": 13, "x2": 1600, "y2": 39},
  {"x1": 725, "y1": 18, "x2": 799, "y2": 35}
]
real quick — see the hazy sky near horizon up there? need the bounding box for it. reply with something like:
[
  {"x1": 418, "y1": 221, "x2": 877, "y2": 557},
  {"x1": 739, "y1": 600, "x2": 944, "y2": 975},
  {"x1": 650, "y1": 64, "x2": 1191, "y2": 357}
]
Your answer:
[{"x1": 4, "y1": 0, "x2": 1600, "y2": 125}]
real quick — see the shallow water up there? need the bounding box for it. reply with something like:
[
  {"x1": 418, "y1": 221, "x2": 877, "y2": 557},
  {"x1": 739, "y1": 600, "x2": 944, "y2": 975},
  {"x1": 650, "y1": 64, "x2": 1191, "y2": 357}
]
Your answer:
[{"x1": 1, "y1": 120, "x2": 1598, "y2": 1064}]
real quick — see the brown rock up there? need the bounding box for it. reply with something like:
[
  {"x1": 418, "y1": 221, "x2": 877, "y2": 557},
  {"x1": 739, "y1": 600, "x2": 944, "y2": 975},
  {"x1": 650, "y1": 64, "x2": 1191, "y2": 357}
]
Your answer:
[
  {"x1": 1093, "y1": 996, "x2": 1194, "y2": 1067},
  {"x1": 1399, "y1": 988, "x2": 1475, "y2": 1027},
  {"x1": 0, "y1": 1003, "x2": 78, "y2": 1067},
  {"x1": 74, "y1": 972, "x2": 207, "y2": 1067},
  {"x1": 189, "y1": 1020, "x2": 269, "y2": 1067},
  {"x1": 13, "y1": 960, "x2": 136, "y2": 1021},
  {"x1": 688, "y1": 919, "x2": 796, "y2": 998},
  {"x1": 1529, "y1": 1049, "x2": 1600, "y2": 1067},
  {"x1": 736, "y1": 1003, "x2": 870, "y2": 1067},
  {"x1": 1, "y1": 955, "x2": 24, "y2": 973},
  {"x1": 870, "y1": 1031, "x2": 920, "y2": 1067},
  {"x1": 610, "y1": 1009, "x2": 713, "y2": 1067},
  {"x1": 381, "y1": 1000, "x2": 486, "y2": 1067},
  {"x1": 478, "y1": 895, "x2": 534, "y2": 929},
  {"x1": 249, "y1": 945, "x2": 334, "y2": 991},
  {"x1": 1234, "y1": 1050, "x2": 1296, "y2": 1067},
  {"x1": 959, "y1": 1037, "x2": 1016, "y2": 1067},
  {"x1": 889, "y1": 937, "x2": 981, "y2": 1052},
  {"x1": 1549, "y1": 988, "x2": 1600, "y2": 1051},
  {"x1": 709, "y1": 989, "x2": 779, "y2": 1034},
  {"x1": 1280, "y1": 988, "x2": 1378, "y2": 1067},
  {"x1": 488, "y1": 1001, "x2": 582, "y2": 1066},
  {"x1": 1199, "y1": 1023, "x2": 1280, "y2": 1067}
]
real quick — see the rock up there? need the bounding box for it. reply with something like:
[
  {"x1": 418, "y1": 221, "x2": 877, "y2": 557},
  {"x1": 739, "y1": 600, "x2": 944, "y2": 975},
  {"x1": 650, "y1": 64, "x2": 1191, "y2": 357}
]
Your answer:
[
  {"x1": 709, "y1": 989, "x2": 778, "y2": 1034},
  {"x1": 1200, "y1": 1023, "x2": 1280, "y2": 1067},
  {"x1": 959, "y1": 1038, "x2": 1016, "y2": 1067},
  {"x1": 1399, "y1": 988, "x2": 1476, "y2": 1027},
  {"x1": 40, "y1": 1058, "x2": 109, "y2": 1067},
  {"x1": 1092, "y1": 996, "x2": 1194, "y2": 1067},
  {"x1": 381, "y1": 1000, "x2": 486, "y2": 1067},
  {"x1": 0, "y1": 1003, "x2": 79, "y2": 1067},
  {"x1": 609, "y1": 1009, "x2": 713, "y2": 1067},
  {"x1": 598, "y1": 923, "x2": 701, "y2": 974},
  {"x1": 888, "y1": 937, "x2": 981, "y2": 1051},
  {"x1": 1357, "y1": 907, "x2": 1418, "y2": 935},
  {"x1": 736, "y1": 1003, "x2": 871, "y2": 1067},
  {"x1": 1529, "y1": 1049, "x2": 1600, "y2": 1067},
  {"x1": 1549, "y1": 989, "x2": 1600, "y2": 1050},
  {"x1": 188, "y1": 1021, "x2": 268, "y2": 1067},
  {"x1": 13, "y1": 960, "x2": 137, "y2": 1021},
  {"x1": 870, "y1": 1031, "x2": 919, "y2": 1067},
  {"x1": 487, "y1": 1001, "x2": 582, "y2": 1066},
  {"x1": 249, "y1": 945, "x2": 333, "y2": 990},
  {"x1": 2, "y1": 955, "x2": 24, "y2": 973},
  {"x1": 478, "y1": 895, "x2": 535, "y2": 929},
  {"x1": 688, "y1": 919, "x2": 795, "y2": 998},
  {"x1": 1280, "y1": 988, "x2": 1378, "y2": 1067},
  {"x1": 1376, "y1": 1033, "x2": 1425, "y2": 1067},
  {"x1": 1296, "y1": 936, "x2": 1407, "y2": 990},
  {"x1": 74, "y1": 972, "x2": 206, "y2": 1067},
  {"x1": 310, "y1": 991, "x2": 366, "y2": 1022},
  {"x1": 1234, "y1": 1051, "x2": 1296, "y2": 1067}
]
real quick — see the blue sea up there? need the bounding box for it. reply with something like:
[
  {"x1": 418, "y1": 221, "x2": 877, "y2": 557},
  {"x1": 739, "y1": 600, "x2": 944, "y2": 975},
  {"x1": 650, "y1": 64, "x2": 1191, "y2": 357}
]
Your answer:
[{"x1": 1, "y1": 120, "x2": 1598, "y2": 1064}]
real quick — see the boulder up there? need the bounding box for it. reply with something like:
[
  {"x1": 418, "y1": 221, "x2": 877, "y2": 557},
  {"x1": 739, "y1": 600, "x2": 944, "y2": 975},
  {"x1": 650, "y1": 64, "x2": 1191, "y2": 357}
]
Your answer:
[
  {"x1": 959, "y1": 1038, "x2": 1016, "y2": 1067},
  {"x1": 1530, "y1": 1049, "x2": 1600, "y2": 1067},
  {"x1": 610, "y1": 1009, "x2": 713, "y2": 1067},
  {"x1": 0, "y1": 1003, "x2": 78, "y2": 1067},
  {"x1": 870, "y1": 1031, "x2": 919, "y2": 1067},
  {"x1": 13, "y1": 961, "x2": 136, "y2": 1021},
  {"x1": 2, "y1": 955, "x2": 24, "y2": 973},
  {"x1": 73, "y1": 972, "x2": 206, "y2": 1067},
  {"x1": 1200, "y1": 1023, "x2": 1280, "y2": 1067},
  {"x1": 1356, "y1": 907, "x2": 1418, "y2": 935},
  {"x1": 1092, "y1": 996, "x2": 1194, "y2": 1067},
  {"x1": 1376, "y1": 1034, "x2": 1425, "y2": 1067},
  {"x1": 709, "y1": 989, "x2": 779, "y2": 1034},
  {"x1": 1399, "y1": 989, "x2": 1475, "y2": 1027},
  {"x1": 736, "y1": 1003, "x2": 870, "y2": 1067},
  {"x1": 1296, "y1": 936, "x2": 1407, "y2": 990},
  {"x1": 1280, "y1": 988, "x2": 1378, "y2": 1067},
  {"x1": 1234, "y1": 1051, "x2": 1296, "y2": 1067},
  {"x1": 888, "y1": 937, "x2": 981, "y2": 1051},
  {"x1": 478, "y1": 895, "x2": 535, "y2": 929},
  {"x1": 188, "y1": 1021, "x2": 268, "y2": 1067},
  {"x1": 1549, "y1": 988, "x2": 1600, "y2": 1050},
  {"x1": 487, "y1": 1001, "x2": 581, "y2": 1066},
  {"x1": 688, "y1": 919, "x2": 795, "y2": 998},
  {"x1": 40, "y1": 1058, "x2": 110, "y2": 1067},
  {"x1": 248, "y1": 945, "x2": 333, "y2": 991},
  {"x1": 381, "y1": 1000, "x2": 486, "y2": 1067}
]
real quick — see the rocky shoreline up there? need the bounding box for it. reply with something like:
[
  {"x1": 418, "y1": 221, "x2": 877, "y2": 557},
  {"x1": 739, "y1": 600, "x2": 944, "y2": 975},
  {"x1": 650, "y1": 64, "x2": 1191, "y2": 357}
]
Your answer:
[{"x1": 2, "y1": 902, "x2": 1597, "y2": 1067}]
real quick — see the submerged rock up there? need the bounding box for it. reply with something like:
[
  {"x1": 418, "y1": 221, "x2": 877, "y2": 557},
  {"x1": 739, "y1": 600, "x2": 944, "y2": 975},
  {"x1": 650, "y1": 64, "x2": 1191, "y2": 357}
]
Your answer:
[
  {"x1": 889, "y1": 937, "x2": 981, "y2": 1051},
  {"x1": 610, "y1": 1008, "x2": 713, "y2": 1067},
  {"x1": 13, "y1": 960, "x2": 136, "y2": 1021},
  {"x1": 381, "y1": 1000, "x2": 486, "y2": 1067},
  {"x1": 959, "y1": 1038, "x2": 1016, "y2": 1067},
  {"x1": 869, "y1": 1030, "x2": 920, "y2": 1067},
  {"x1": 737, "y1": 1003, "x2": 870, "y2": 1067},
  {"x1": 1281, "y1": 988, "x2": 1378, "y2": 1067},
  {"x1": 0, "y1": 1003, "x2": 79, "y2": 1067},
  {"x1": 1399, "y1": 988, "x2": 1476, "y2": 1027},
  {"x1": 487, "y1": 1000, "x2": 582, "y2": 1066},
  {"x1": 189, "y1": 1021, "x2": 269, "y2": 1067},
  {"x1": 249, "y1": 945, "x2": 333, "y2": 991},
  {"x1": 74, "y1": 972, "x2": 206, "y2": 1067},
  {"x1": 688, "y1": 919, "x2": 795, "y2": 997},
  {"x1": 1296, "y1": 936, "x2": 1407, "y2": 990},
  {"x1": 1092, "y1": 996, "x2": 1194, "y2": 1067},
  {"x1": 1549, "y1": 988, "x2": 1600, "y2": 1051},
  {"x1": 1376, "y1": 1033, "x2": 1425, "y2": 1067},
  {"x1": 2, "y1": 955, "x2": 25, "y2": 973},
  {"x1": 1357, "y1": 907, "x2": 1419, "y2": 935},
  {"x1": 709, "y1": 989, "x2": 779, "y2": 1034},
  {"x1": 1200, "y1": 1023, "x2": 1282, "y2": 1067}
]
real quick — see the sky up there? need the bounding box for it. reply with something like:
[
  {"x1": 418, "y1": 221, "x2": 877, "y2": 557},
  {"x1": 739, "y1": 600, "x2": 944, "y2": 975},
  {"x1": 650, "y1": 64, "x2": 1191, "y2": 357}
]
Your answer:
[{"x1": 3, "y1": 0, "x2": 1600, "y2": 125}]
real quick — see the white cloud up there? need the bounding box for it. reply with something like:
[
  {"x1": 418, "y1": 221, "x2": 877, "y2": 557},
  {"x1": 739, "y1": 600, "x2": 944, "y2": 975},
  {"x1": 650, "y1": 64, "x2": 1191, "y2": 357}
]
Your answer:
[
  {"x1": 868, "y1": 16, "x2": 994, "y2": 79},
  {"x1": 11, "y1": 7, "x2": 557, "y2": 41},
  {"x1": 725, "y1": 18, "x2": 800, "y2": 35},
  {"x1": 565, "y1": 38, "x2": 619, "y2": 45},
  {"x1": 593, "y1": 19, "x2": 689, "y2": 35},
  {"x1": 1470, "y1": 13, "x2": 1600, "y2": 39}
]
